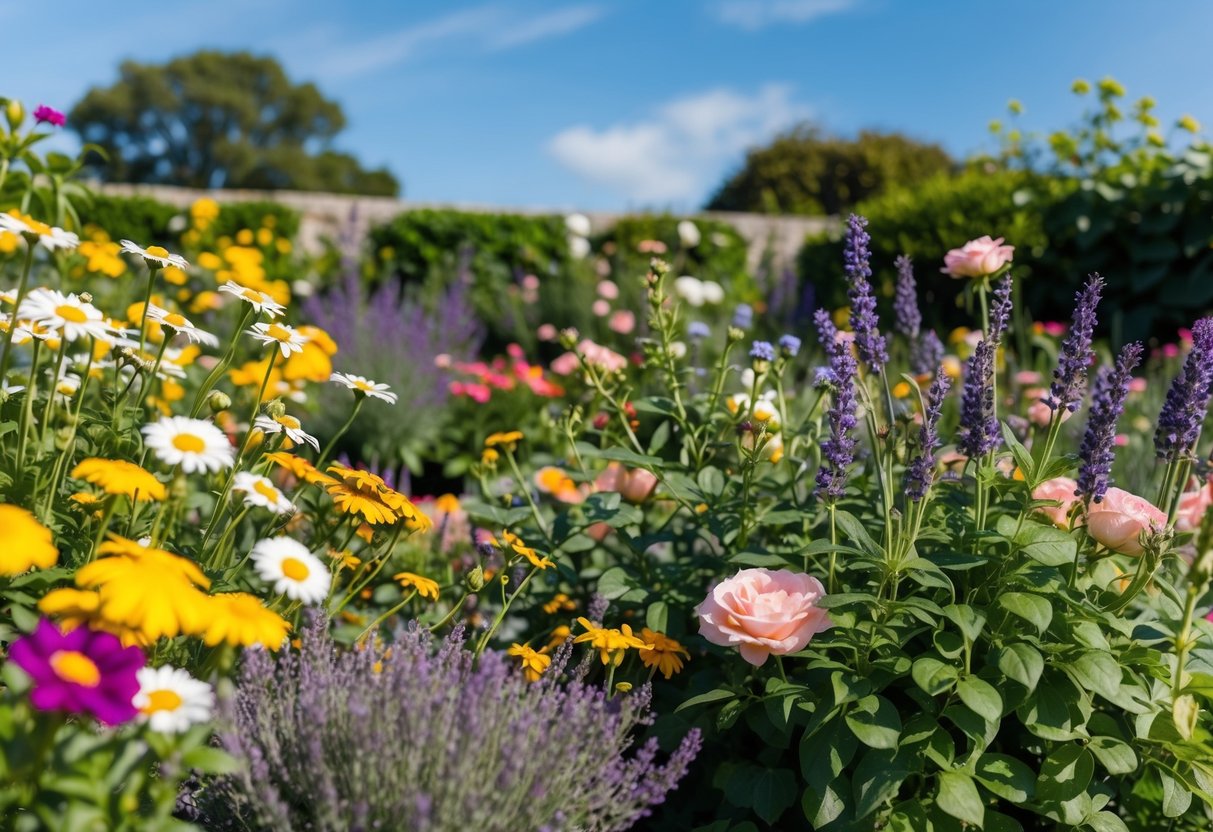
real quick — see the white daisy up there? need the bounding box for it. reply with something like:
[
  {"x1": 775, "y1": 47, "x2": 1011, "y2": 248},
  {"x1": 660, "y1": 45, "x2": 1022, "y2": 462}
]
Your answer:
[
  {"x1": 133, "y1": 666, "x2": 215, "y2": 734},
  {"x1": 250, "y1": 537, "x2": 331, "y2": 604},
  {"x1": 0, "y1": 214, "x2": 78, "y2": 251},
  {"x1": 142, "y1": 416, "x2": 235, "y2": 473},
  {"x1": 247, "y1": 321, "x2": 307, "y2": 357},
  {"x1": 145, "y1": 304, "x2": 218, "y2": 347},
  {"x1": 53, "y1": 371, "x2": 81, "y2": 402},
  {"x1": 0, "y1": 214, "x2": 32, "y2": 236},
  {"x1": 219, "y1": 280, "x2": 286, "y2": 317},
  {"x1": 119, "y1": 240, "x2": 189, "y2": 269},
  {"x1": 330, "y1": 372, "x2": 398, "y2": 404},
  {"x1": 233, "y1": 471, "x2": 295, "y2": 514},
  {"x1": 253, "y1": 413, "x2": 320, "y2": 451},
  {"x1": 18, "y1": 288, "x2": 114, "y2": 342}
]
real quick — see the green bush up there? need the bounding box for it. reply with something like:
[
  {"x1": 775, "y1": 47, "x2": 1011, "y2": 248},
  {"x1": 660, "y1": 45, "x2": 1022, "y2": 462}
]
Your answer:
[
  {"x1": 210, "y1": 199, "x2": 301, "y2": 241},
  {"x1": 75, "y1": 193, "x2": 179, "y2": 244}
]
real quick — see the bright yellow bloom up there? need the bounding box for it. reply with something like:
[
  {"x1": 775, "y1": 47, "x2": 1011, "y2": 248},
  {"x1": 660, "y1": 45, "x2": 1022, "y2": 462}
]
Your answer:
[
  {"x1": 481, "y1": 448, "x2": 500, "y2": 466},
  {"x1": 434, "y1": 493, "x2": 461, "y2": 514},
  {"x1": 325, "y1": 463, "x2": 430, "y2": 529},
  {"x1": 574, "y1": 617, "x2": 652, "y2": 666},
  {"x1": 546, "y1": 625, "x2": 572, "y2": 651},
  {"x1": 484, "y1": 430, "x2": 524, "y2": 451},
  {"x1": 71, "y1": 458, "x2": 166, "y2": 501},
  {"x1": 543, "y1": 593, "x2": 576, "y2": 615},
  {"x1": 77, "y1": 239, "x2": 126, "y2": 278},
  {"x1": 0, "y1": 505, "x2": 58, "y2": 574},
  {"x1": 638, "y1": 628, "x2": 690, "y2": 679},
  {"x1": 200, "y1": 592, "x2": 291, "y2": 649},
  {"x1": 496, "y1": 530, "x2": 553, "y2": 570},
  {"x1": 508, "y1": 643, "x2": 551, "y2": 682},
  {"x1": 265, "y1": 452, "x2": 335, "y2": 485},
  {"x1": 394, "y1": 572, "x2": 440, "y2": 601},
  {"x1": 283, "y1": 325, "x2": 338, "y2": 382},
  {"x1": 190, "y1": 197, "x2": 220, "y2": 228}
]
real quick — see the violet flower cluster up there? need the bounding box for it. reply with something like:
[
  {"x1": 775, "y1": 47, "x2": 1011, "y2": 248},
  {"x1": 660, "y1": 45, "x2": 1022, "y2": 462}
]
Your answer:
[
  {"x1": 207, "y1": 617, "x2": 700, "y2": 832},
  {"x1": 750, "y1": 341, "x2": 775, "y2": 362},
  {"x1": 905, "y1": 367, "x2": 951, "y2": 502},
  {"x1": 1077, "y1": 342, "x2": 1143, "y2": 503},
  {"x1": 814, "y1": 309, "x2": 858, "y2": 502},
  {"x1": 911, "y1": 330, "x2": 945, "y2": 378},
  {"x1": 893, "y1": 255, "x2": 921, "y2": 339},
  {"x1": 957, "y1": 338, "x2": 1000, "y2": 458},
  {"x1": 989, "y1": 275, "x2": 1013, "y2": 343},
  {"x1": 1155, "y1": 316, "x2": 1213, "y2": 461},
  {"x1": 843, "y1": 214, "x2": 888, "y2": 374},
  {"x1": 1043, "y1": 274, "x2": 1104, "y2": 413}
]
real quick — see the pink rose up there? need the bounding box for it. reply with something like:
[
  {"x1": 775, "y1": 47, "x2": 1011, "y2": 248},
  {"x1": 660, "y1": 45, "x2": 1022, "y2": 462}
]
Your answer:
[
  {"x1": 1176, "y1": 481, "x2": 1213, "y2": 532},
  {"x1": 594, "y1": 463, "x2": 657, "y2": 503},
  {"x1": 1086, "y1": 487, "x2": 1167, "y2": 555},
  {"x1": 942, "y1": 236, "x2": 1015, "y2": 278},
  {"x1": 697, "y1": 568, "x2": 831, "y2": 666},
  {"x1": 1033, "y1": 476, "x2": 1081, "y2": 529}
]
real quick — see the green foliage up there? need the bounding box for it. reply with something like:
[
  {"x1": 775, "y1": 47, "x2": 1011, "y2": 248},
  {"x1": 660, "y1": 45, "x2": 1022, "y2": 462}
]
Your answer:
[
  {"x1": 75, "y1": 194, "x2": 178, "y2": 244},
  {"x1": 208, "y1": 199, "x2": 301, "y2": 242},
  {"x1": 597, "y1": 214, "x2": 751, "y2": 298},
  {"x1": 70, "y1": 51, "x2": 398, "y2": 195},
  {"x1": 706, "y1": 125, "x2": 954, "y2": 215}
]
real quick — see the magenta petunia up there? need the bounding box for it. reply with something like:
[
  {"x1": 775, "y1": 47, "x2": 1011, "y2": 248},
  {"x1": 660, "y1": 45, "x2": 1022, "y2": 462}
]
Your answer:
[
  {"x1": 8, "y1": 619, "x2": 144, "y2": 725},
  {"x1": 32, "y1": 105, "x2": 66, "y2": 127}
]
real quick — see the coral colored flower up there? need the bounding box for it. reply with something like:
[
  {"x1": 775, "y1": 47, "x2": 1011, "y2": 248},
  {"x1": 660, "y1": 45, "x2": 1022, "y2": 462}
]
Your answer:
[
  {"x1": 0, "y1": 504, "x2": 58, "y2": 575},
  {"x1": 1032, "y1": 477, "x2": 1082, "y2": 529},
  {"x1": 535, "y1": 466, "x2": 586, "y2": 504},
  {"x1": 1086, "y1": 488, "x2": 1167, "y2": 556},
  {"x1": 33, "y1": 105, "x2": 65, "y2": 127},
  {"x1": 9, "y1": 619, "x2": 143, "y2": 724},
  {"x1": 697, "y1": 569, "x2": 831, "y2": 667},
  {"x1": 1176, "y1": 481, "x2": 1213, "y2": 532},
  {"x1": 609, "y1": 309, "x2": 635, "y2": 334},
  {"x1": 942, "y1": 235, "x2": 1015, "y2": 278}
]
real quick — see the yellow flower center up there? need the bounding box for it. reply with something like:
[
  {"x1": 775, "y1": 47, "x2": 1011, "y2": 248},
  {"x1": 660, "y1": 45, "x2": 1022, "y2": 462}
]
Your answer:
[
  {"x1": 267, "y1": 324, "x2": 292, "y2": 342},
  {"x1": 163, "y1": 312, "x2": 187, "y2": 327},
  {"x1": 281, "y1": 556, "x2": 311, "y2": 581},
  {"x1": 253, "y1": 480, "x2": 280, "y2": 502},
  {"x1": 171, "y1": 433, "x2": 207, "y2": 453},
  {"x1": 143, "y1": 688, "x2": 183, "y2": 713},
  {"x1": 145, "y1": 246, "x2": 169, "y2": 258},
  {"x1": 49, "y1": 650, "x2": 100, "y2": 687},
  {"x1": 55, "y1": 304, "x2": 88, "y2": 323},
  {"x1": 241, "y1": 288, "x2": 262, "y2": 302},
  {"x1": 354, "y1": 380, "x2": 373, "y2": 392},
  {"x1": 276, "y1": 415, "x2": 301, "y2": 430}
]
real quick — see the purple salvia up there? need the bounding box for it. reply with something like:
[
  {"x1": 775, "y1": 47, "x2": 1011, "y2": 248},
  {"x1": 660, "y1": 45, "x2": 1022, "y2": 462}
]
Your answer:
[
  {"x1": 843, "y1": 214, "x2": 888, "y2": 373},
  {"x1": 911, "y1": 329, "x2": 945, "y2": 378},
  {"x1": 1078, "y1": 341, "x2": 1143, "y2": 502},
  {"x1": 1043, "y1": 274, "x2": 1104, "y2": 413},
  {"x1": 893, "y1": 255, "x2": 921, "y2": 339},
  {"x1": 815, "y1": 309, "x2": 858, "y2": 501},
  {"x1": 989, "y1": 275, "x2": 1013, "y2": 344},
  {"x1": 905, "y1": 367, "x2": 952, "y2": 501},
  {"x1": 957, "y1": 338, "x2": 1001, "y2": 458},
  {"x1": 1155, "y1": 317, "x2": 1213, "y2": 461}
]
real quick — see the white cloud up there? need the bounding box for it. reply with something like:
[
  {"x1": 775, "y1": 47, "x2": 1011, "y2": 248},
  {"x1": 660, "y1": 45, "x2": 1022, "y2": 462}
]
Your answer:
[
  {"x1": 547, "y1": 84, "x2": 807, "y2": 204},
  {"x1": 715, "y1": 0, "x2": 860, "y2": 30},
  {"x1": 312, "y1": 3, "x2": 604, "y2": 80}
]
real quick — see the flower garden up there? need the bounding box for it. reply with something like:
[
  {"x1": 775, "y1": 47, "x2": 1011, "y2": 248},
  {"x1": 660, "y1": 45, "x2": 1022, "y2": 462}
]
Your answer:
[{"x1": 5, "y1": 82, "x2": 1213, "y2": 832}]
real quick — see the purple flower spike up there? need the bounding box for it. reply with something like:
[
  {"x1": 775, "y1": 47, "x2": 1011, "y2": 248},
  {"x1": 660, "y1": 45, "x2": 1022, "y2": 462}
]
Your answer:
[
  {"x1": 911, "y1": 330, "x2": 945, "y2": 378},
  {"x1": 989, "y1": 275, "x2": 1013, "y2": 344},
  {"x1": 1043, "y1": 274, "x2": 1104, "y2": 414},
  {"x1": 1155, "y1": 317, "x2": 1213, "y2": 461},
  {"x1": 906, "y1": 367, "x2": 951, "y2": 501},
  {"x1": 1078, "y1": 342, "x2": 1143, "y2": 502},
  {"x1": 814, "y1": 309, "x2": 858, "y2": 501},
  {"x1": 844, "y1": 215, "x2": 888, "y2": 374},
  {"x1": 957, "y1": 338, "x2": 1000, "y2": 458},
  {"x1": 893, "y1": 255, "x2": 921, "y2": 339}
]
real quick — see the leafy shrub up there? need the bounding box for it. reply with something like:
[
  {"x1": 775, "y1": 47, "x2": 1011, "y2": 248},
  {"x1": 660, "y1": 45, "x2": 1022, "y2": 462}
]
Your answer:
[
  {"x1": 208, "y1": 199, "x2": 301, "y2": 242},
  {"x1": 75, "y1": 193, "x2": 179, "y2": 244}
]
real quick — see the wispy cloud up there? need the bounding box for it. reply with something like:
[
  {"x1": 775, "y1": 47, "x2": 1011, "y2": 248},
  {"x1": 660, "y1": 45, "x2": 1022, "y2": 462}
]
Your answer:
[
  {"x1": 714, "y1": 0, "x2": 860, "y2": 30},
  {"x1": 547, "y1": 84, "x2": 808, "y2": 204},
  {"x1": 313, "y1": 3, "x2": 604, "y2": 80}
]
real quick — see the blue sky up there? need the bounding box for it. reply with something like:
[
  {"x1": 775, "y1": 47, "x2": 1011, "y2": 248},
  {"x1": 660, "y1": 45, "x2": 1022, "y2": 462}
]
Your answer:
[{"x1": 6, "y1": 0, "x2": 1213, "y2": 211}]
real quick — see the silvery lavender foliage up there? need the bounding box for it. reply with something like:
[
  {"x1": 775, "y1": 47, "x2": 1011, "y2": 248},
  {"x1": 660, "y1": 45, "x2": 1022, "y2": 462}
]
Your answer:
[
  {"x1": 957, "y1": 338, "x2": 1000, "y2": 458},
  {"x1": 905, "y1": 367, "x2": 951, "y2": 501},
  {"x1": 989, "y1": 275, "x2": 1013, "y2": 344},
  {"x1": 206, "y1": 618, "x2": 700, "y2": 832},
  {"x1": 911, "y1": 329, "x2": 945, "y2": 378},
  {"x1": 814, "y1": 309, "x2": 858, "y2": 501},
  {"x1": 1155, "y1": 317, "x2": 1213, "y2": 461},
  {"x1": 843, "y1": 215, "x2": 888, "y2": 373},
  {"x1": 1077, "y1": 342, "x2": 1143, "y2": 503},
  {"x1": 892, "y1": 255, "x2": 921, "y2": 339},
  {"x1": 1043, "y1": 274, "x2": 1104, "y2": 414}
]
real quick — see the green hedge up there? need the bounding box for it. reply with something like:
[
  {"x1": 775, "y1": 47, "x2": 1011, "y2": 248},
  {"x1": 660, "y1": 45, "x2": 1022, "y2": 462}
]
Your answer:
[
  {"x1": 207, "y1": 199, "x2": 300, "y2": 241},
  {"x1": 76, "y1": 194, "x2": 179, "y2": 244},
  {"x1": 597, "y1": 214, "x2": 750, "y2": 288}
]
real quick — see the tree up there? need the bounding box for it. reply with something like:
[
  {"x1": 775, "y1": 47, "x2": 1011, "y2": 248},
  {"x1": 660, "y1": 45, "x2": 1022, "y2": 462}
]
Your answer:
[
  {"x1": 706, "y1": 125, "x2": 953, "y2": 215},
  {"x1": 70, "y1": 51, "x2": 399, "y2": 196}
]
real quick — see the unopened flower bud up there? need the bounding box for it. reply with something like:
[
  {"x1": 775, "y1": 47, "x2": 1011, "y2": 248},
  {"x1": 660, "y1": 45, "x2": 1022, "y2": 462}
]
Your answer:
[
  {"x1": 465, "y1": 564, "x2": 486, "y2": 592},
  {"x1": 5, "y1": 99, "x2": 23, "y2": 131},
  {"x1": 727, "y1": 326, "x2": 745, "y2": 344},
  {"x1": 559, "y1": 327, "x2": 579, "y2": 349},
  {"x1": 78, "y1": 292, "x2": 93, "y2": 304},
  {"x1": 207, "y1": 390, "x2": 231, "y2": 413},
  {"x1": 264, "y1": 398, "x2": 287, "y2": 419}
]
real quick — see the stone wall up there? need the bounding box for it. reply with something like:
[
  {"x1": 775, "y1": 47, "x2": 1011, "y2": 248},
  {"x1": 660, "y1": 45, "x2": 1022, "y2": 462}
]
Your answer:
[{"x1": 96, "y1": 183, "x2": 836, "y2": 270}]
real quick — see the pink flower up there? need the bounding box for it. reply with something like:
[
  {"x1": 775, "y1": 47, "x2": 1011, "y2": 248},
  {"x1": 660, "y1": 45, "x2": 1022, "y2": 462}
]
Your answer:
[
  {"x1": 1040, "y1": 322, "x2": 1067, "y2": 337},
  {"x1": 1033, "y1": 476, "x2": 1081, "y2": 529},
  {"x1": 1014, "y1": 370, "x2": 1042, "y2": 385},
  {"x1": 537, "y1": 324, "x2": 558, "y2": 342},
  {"x1": 521, "y1": 275, "x2": 540, "y2": 292},
  {"x1": 942, "y1": 236, "x2": 1014, "y2": 278},
  {"x1": 697, "y1": 569, "x2": 831, "y2": 666},
  {"x1": 1176, "y1": 480, "x2": 1213, "y2": 532},
  {"x1": 594, "y1": 463, "x2": 657, "y2": 503},
  {"x1": 33, "y1": 105, "x2": 66, "y2": 127},
  {"x1": 592, "y1": 299, "x2": 610, "y2": 317},
  {"x1": 597, "y1": 280, "x2": 619, "y2": 300},
  {"x1": 550, "y1": 352, "x2": 581, "y2": 375},
  {"x1": 1113, "y1": 434, "x2": 1129, "y2": 447},
  {"x1": 608, "y1": 310, "x2": 635, "y2": 334},
  {"x1": 1086, "y1": 487, "x2": 1167, "y2": 555},
  {"x1": 1128, "y1": 378, "x2": 1147, "y2": 394},
  {"x1": 637, "y1": 239, "x2": 668, "y2": 254}
]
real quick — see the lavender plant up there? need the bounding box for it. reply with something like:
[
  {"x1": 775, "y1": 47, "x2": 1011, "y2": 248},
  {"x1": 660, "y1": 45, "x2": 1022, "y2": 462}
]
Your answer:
[
  {"x1": 1077, "y1": 341, "x2": 1143, "y2": 503},
  {"x1": 842, "y1": 214, "x2": 887, "y2": 374}
]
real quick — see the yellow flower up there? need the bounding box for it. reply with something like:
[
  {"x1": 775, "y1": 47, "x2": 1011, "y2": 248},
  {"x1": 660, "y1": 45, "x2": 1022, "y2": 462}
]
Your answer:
[
  {"x1": 496, "y1": 530, "x2": 553, "y2": 570},
  {"x1": 434, "y1": 493, "x2": 461, "y2": 514},
  {"x1": 190, "y1": 197, "x2": 220, "y2": 228},
  {"x1": 70, "y1": 458, "x2": 166, "y2": 502},
  {"x1": 197, "y1": 251, "x2": 224, "y2": 271},
  {"x1": 638, "y1": 628, "x2": 690, "y2": 679},
  {"x1": 1179, "y1": 114, "x2": 1201, "y2": 134},
  {"x1": 394, "y1": 571, "x2": 440, "y2": 601},
  {"x1": 325, "y1": 463, "x2": 429, "y2": 529},
  {"x1": 574, "y1": 617, "x2": 652, "y2": 666},
  {"x1": 330, "y1": 549, "x2": 361, "y2": 572},
  {"x1": 0, "y1": 505, "x2": 58, "y2": 574},
  {"x1": 265, "y1": 452, "x2": 335, "y2": 486},
  {"x1": 481, "y1": 448, "x2": 500, "y2": 466},
  {"x1": 200, "y1": 593, "x2": 291, "y2": 649},
  {"x1": 543, "y1": 593, "x2": 576, "y2": 615},
  {"x1": 283, "y1": 325, "x2": 338, "y2": 382},
  {"x1": 891, "y1": 381, "x2": 912, "y2": 399},
  {"x1": 484, "y1": 430, "x2": 524, "y2": 451},
  {"x1": 546, "y1": 625, "x2": 572, "y2": 651},
  {"x1": 508, "y1": 643, "x2": 551, "y2": 682}
]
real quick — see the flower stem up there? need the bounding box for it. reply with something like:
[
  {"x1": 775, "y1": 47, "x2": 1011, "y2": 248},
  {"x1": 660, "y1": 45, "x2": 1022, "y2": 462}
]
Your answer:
[
  {"x1": 0, "y1": 243, "x2": 36, "y2": 380},
  {"x1": 316, "y1": 395, "x2": 365, "y2": 470}
]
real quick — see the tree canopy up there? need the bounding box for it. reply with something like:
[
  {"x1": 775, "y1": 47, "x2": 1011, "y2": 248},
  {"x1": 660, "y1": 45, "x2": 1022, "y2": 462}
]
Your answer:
[
  {"x1": 706, "y1": 124, "x2": 953, "y2": 216},
  {"x1": 70, "y1": 51, "x2": 399, "y2": 196}
]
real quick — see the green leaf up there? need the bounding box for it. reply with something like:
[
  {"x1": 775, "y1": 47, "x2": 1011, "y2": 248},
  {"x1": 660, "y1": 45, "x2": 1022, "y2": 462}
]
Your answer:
[
  {"x1": 937, "y1": 770, "x2": 984, "y2": 827},
  {"x1": 1036, "y1": 744, "x2": 1094, "y2": 803},
  {"x1": 802, "y1": 778, "x2": 849, "y2": 827},
  {"x1": 741, "y1": 767, "x2": 797, "y2": 826},
  {"x1": 1086, "y1": 812, "x2": 1131, "y2": 832},
  {"x1": 590, "y1": 447, "x2": 662, "y2": 467},
  {"x1": 801, "y1": 718, "x2": 857, "y2": 790},
  {"x1": 998, "y1": 592, "x2": 1053, "y2": 635},
  {"x1": 645, "y1": 601, "x2": 668, "y2": 633},
  {"x1": 852, "y1": 749, "x2": 910, "y2": 819},
  {"x1": 942, "y1": 604, "x2": 986, "y2": 643},
  {"x1": 1087, "y1": 736, "x2": 1137, "y2": 775},
  {"x1": 957, "y1": 676, "x2": 1003, "y2": 722},
  {"x1": 1001, "y1": 421, "x2": 1035, "y2": 483},
  {"x1": 1160, "y1": 770, "x2": 1193, "y2": 818},
  {"x1": 596, "y1": 566, "x2": 643, "y2": 601},
  {"x1": 912, "y1": 656, "x2": 959, "y2": 696},
  {"x1": 834, "y1": 510, "x2": 882, "y2": 558},
  {"x1": 975, "y1": 753, "x2": 1036, "y2": 803},
  {"x1": 180, "y1": 746, "x2": 241, "y2": 775},
  {"x1": 1067, "y1": 650, "x2": 1121, "y2": 700},
  {"x1": 996, "y1": 643, "x2": 1044, "y2": 692},
  {"x1": 676, "y1": 688, "x2": 737, "y2": 712},
  {"x1": 1015, "y1": 521, "x2": 1078, "y2": 567},
  {"x1": 845, "y1": 695, "x2": 902, "y2": 749}
]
